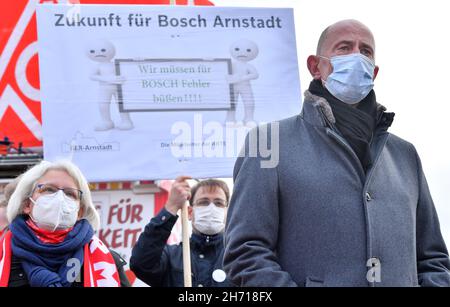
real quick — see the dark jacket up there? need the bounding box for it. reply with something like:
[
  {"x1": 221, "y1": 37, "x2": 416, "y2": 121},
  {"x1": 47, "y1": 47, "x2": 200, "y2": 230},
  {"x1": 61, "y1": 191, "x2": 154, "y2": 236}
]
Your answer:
[
  {"x1": 130, "y1": 208, "x2": 233, "y2": 287},
  {"x1": 223, "y1": 91, "x2": 450, "y2": 287},
  {"x1": 8, "y1": 249, "x2": 130, "y2": 287}
]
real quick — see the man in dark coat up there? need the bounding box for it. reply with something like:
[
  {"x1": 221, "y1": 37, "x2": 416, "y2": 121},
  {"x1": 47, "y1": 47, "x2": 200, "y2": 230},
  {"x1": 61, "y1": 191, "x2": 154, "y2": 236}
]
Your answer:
[
  {"x1": 131, "y1": 177, "x2": 232, "y2": 287},
  {"x1": 223, "y1": 19, "x2": 450, "y2": 287}
]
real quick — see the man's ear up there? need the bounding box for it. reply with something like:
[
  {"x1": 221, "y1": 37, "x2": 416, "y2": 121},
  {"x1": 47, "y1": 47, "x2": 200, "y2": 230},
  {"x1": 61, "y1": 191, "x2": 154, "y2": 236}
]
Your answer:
[
  {"x1": 307, "y1": 55, "x2": 322, "y2": 80},
  {"x1": 373, "y1": 65, "x2": 379, "y2": 81}
]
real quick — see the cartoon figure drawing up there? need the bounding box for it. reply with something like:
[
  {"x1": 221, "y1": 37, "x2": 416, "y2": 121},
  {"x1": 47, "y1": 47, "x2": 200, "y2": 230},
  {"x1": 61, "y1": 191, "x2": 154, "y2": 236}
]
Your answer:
[
  {"x1": 86, "y1": 40, "x2": 134, "y2": 131},
  {"x1": 226, "y1": 39, "x2": 259, "y2": 125}
]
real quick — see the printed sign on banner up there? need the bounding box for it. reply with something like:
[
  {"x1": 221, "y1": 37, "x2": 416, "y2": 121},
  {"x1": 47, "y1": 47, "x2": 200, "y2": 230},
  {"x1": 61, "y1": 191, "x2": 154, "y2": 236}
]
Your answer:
[
  {"x1": 117, "y1": 58, "x2": 233, "y2": 111},
  {"x1": 36, "y1": 4, "x2": 302, "y2": 181},
  {"x1": 92, "y1": 189, "x2": 182, "y2": 286}
]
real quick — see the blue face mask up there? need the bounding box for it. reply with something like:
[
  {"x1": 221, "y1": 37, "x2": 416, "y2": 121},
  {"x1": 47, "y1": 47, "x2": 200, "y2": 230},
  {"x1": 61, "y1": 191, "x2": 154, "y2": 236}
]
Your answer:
[{"x1": 321, "y1": 53, "x2": 375, "y2": 104}]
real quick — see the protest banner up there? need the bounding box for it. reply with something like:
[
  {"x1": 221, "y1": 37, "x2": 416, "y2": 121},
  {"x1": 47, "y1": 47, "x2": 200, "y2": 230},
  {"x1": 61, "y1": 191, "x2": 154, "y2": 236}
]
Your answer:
[{"x1": 37, "y1": 4, "x2": 302, "y2": 180}]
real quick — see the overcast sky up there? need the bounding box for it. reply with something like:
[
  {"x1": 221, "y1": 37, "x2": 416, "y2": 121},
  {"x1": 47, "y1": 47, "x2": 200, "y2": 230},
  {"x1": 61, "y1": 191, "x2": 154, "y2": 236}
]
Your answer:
[{"x1": 213, "y1": 0, "x2": 450, "y2": 245}]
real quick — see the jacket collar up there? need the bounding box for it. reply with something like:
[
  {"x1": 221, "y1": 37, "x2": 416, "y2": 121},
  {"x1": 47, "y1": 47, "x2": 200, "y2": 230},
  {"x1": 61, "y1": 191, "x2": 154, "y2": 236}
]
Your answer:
[
  {"x1": 301, "y1": 90, "x2": 391, "y2": 129},
  {"x1": 302, "y1": 90, "x2": 336, "y2": 127}
]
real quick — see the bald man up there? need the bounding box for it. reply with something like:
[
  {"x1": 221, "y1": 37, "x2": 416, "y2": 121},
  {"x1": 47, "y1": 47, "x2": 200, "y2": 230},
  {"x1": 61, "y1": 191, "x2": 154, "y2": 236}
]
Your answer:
[{"x1": 224, "y1": 19, "x2": 450, "y2": 287}]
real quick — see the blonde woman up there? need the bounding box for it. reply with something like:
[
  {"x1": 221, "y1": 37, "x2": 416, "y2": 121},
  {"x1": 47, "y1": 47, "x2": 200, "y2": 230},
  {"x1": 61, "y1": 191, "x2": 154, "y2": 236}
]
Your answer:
[{"x1": 0, "y1": 160, "x2": 129, "y2": 287}]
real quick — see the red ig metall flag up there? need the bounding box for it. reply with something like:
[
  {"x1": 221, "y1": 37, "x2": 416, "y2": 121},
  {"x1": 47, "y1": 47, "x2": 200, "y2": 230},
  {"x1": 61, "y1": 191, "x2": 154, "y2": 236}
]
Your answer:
[{"x1": 0, "y1": 0, "x2": 214, "y2": 149}]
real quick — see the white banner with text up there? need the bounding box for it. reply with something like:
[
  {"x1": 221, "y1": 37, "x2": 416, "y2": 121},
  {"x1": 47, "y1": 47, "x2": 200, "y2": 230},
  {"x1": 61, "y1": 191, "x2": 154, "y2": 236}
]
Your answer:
[{"x1": 37, "y1": 4, "x2": 302, "y2": 181}]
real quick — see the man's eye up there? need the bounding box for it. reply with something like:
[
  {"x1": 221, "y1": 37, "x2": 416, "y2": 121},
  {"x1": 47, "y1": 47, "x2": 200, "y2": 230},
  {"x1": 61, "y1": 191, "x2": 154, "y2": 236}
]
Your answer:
[{"x1": 362, "y1": 49, "x2": 372, "y2": 57}]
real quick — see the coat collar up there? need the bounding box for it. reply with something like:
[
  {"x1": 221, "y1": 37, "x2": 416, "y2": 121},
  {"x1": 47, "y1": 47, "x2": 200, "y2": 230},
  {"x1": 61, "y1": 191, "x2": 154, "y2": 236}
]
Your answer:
[
  {"x1": 302, "y1": 90, "x2": 336, "y2": 127},
  {"x1": 301, "y1": 90, "x2": 390, "y2": 128}
]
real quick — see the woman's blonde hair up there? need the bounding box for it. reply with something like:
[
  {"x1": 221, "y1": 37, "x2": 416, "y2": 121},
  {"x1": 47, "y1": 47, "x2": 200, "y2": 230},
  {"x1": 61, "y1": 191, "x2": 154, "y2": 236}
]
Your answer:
[{"x1": 7, "y1": 160, "x2": 100, "y2": 230}]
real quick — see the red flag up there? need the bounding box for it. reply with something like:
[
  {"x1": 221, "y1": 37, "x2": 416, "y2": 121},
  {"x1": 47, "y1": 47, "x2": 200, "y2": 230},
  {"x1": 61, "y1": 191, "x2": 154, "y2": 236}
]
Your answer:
[{"x1": 0, "y1": 0, "x2": 214, "y2": 149}]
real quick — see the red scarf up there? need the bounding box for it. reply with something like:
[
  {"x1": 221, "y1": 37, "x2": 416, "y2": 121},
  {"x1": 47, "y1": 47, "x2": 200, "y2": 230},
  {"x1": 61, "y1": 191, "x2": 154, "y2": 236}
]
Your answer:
[
  {"x1": 0, "y1": 231, "x2": 120, "y2": 287},
  {"x1": 26, "y1": 220, "x2": 72, "y2": 244}
]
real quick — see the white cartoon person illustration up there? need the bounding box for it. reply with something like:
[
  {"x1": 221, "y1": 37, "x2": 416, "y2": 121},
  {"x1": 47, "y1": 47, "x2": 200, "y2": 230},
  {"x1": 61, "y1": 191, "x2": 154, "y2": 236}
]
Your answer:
[
  {"x1": 226, "y1": 39, "x2": 259, "y2": 125},
  {"x1": 86, "y1": 39, "x2": 134, "y2": 131}
]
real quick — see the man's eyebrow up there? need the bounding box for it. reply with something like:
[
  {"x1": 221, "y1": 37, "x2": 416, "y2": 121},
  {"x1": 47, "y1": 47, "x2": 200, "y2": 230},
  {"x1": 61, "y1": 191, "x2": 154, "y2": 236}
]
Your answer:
[
  {"x1": 333, "y1": 40, "x2": 374, "y2": 52},
  {"x1": 333, "y1": 40, "x2": 353, "y2": 48}
]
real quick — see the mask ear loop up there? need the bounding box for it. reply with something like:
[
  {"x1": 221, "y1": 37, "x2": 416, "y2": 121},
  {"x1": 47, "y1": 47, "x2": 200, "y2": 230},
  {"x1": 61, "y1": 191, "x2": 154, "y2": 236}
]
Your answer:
[
  {"x1": 27, "y1": 184, "x2": 38, "y2": 222},
  {"x1": 317, "y1": 55, "x2": 332, "y2": 86},
  {"x1": 28, "y1": 197, "x2": 38, "y2": 224}
]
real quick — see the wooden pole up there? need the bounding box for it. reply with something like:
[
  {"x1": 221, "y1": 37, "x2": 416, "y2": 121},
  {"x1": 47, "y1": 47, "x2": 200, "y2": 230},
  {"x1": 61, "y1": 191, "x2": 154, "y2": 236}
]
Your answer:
[
  {"x1": 169, "y1": 0, "x2": 191, "y2": 287},
  {"x1": 181, "y1": 200, "x2": 192, "y2": 287}
]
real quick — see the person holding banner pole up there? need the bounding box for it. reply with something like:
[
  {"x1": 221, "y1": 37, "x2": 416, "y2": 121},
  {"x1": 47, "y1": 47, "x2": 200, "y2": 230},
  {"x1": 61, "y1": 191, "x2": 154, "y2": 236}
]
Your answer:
[
  {"x1": 130, "y1": 177, "x2": 233, "y2": 287},
  {"x1": 223, "y1": 19, "x2": 450, "y2": 287}
]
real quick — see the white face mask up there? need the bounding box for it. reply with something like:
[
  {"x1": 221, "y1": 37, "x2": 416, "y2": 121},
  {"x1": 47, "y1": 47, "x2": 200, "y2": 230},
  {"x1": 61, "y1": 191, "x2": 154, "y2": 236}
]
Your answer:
[
  {"x1": 193, "y1": 203, "x2": 226, "y2": 236},
  {"x1": 321, "y1": 53, "x2": 375, "y2": 104},
  {"x1": 29, "y1": 190, "x2": 80, "y2": 231}
]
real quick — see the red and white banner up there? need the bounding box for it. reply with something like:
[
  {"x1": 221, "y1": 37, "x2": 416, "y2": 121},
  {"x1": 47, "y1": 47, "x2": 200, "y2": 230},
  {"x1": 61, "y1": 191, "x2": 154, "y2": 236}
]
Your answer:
[
  {"x1": 0, "y1": 0, "x2": 213, "y2": 149},
  {"x1": 91, "y1": 182, "x2": 181, "y2": 286}
]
